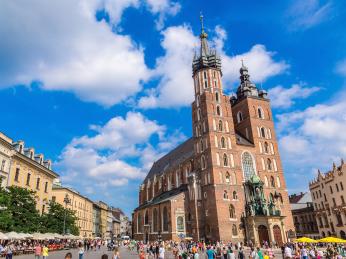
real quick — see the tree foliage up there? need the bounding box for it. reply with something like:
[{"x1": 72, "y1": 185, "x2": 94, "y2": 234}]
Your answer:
[{"x1": 0, "y1": 186, "x2": 79, "y2": 235}]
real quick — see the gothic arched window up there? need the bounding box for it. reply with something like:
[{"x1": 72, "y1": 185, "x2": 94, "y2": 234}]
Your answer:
[
  {"x1": 258, "y1": 107, "x2": 264, "y2": 119},
  {"x1": 232, "y1": 224, "x2": 238, "y2": 236},
  {"x1": 264, "y1": 142, "x2": 269, "y2": 153},
  {"x1": 215, "y1": 92, "x2": 220, "y2": 102},
  {"x1": 242, "y1": 152, "x2": 256, "y2": 180},
  {"x1": 233, "y1": 191, "x2": 238, "y2": 200},
  {"x1": 153, "y1": 209, "x2": 158, "y2": 232},
  {"x1": 201, "y1": 156, "x2": 206, "y2": 170},
  {"x1": 218, "y1": 120, "x2": 223, "y2": 131},
  {"x1": 270, "y1": 176, "x2": 275, "y2": 187},
  {"x1": 163, "y1": 207, "x2": 169, "y2": 232},
  {"x1": 137, "y1": 213, "x2": 142, "y2": 233},
  {"x1": 223, "y1": 190, "x2": 228, "y2": 199},
  {"x1": 237, "y1": 111, "x2": 243, "y2": 123},
  {"x1": 221, "y1": 137, "x2": 226, "y2": 148},
  {"x1": 261, "y1": 127, "x2": 266, "y2": 138},
  {"x1": 200, "y1": 139, "x2": 204, "y2": 152},
  {"x1": 267, "y1": 159, "x2": 272, "y2": 171},
  {"x1": 229, "y1": 205, "x2": 235, "y2": 218},
  {"x1": 225, "y1": 172, "x2": 230, "y2": 183},
  {"x1": 216, "y1": 106, "x2": 221, "y2": 116},
  {"x1": 223, "y1": 154, "x2": 228, "y2": 167}
]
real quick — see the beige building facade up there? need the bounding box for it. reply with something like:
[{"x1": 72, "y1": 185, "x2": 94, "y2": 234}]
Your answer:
[
  {"x1": 309, "y1": 160, "x2": 346, "y2": 239},
  {"x1": 0, "y1": 132, "x2": 14, "y2": 188},
  {"x1": 52, "y1": 185, "x2": 93, "y2": 238},
  {"x1": 8, "y1": 139, "x2": 58, "y2": 214}
]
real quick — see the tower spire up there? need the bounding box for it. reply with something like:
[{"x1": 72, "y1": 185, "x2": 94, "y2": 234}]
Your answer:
[{"x1": 200, "y1": 12, "x2": 205, "y2": 34}]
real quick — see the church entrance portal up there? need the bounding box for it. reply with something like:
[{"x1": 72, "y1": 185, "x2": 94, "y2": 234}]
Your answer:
[
  {"x1": 258, "y1": 225, "x2": 269, "y2": 245},
  {"x1": 273, "y1": 225, "x2": 283, "y2": 246}
]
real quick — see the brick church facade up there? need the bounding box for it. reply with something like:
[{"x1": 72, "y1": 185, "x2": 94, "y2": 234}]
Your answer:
[{"x1": 133, "y1": 19, "x2": 295, "y2": 245}]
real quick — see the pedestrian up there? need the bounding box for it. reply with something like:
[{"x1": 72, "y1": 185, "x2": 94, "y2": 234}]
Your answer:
[
  {"x1": 5, "y1": 243, "x2": 13, "y2": 259},
  {"x1": 34, "y1": 242, "x2": 42, "y2": 259},
  {"x1": 65, "y1": 252, "x2": 72, "y2": 259},
  {"x1": 206, "y1": 246, "x2": 215, "y2": 259},
  {"x1": 249, "y1": 247, "x2": 258, "y2": 259},
  {"x1": 42, "y1": 244, "x2": 49, "y2": 259},
  {"x1": 101, "y1": 255, "x2": 108, "y2": 259},
  {"x1": 78, "y1": 244, "x2": 84, "y2": 259},
  {"x1": 159, "y1": 244, "x2": 165, "y2": 259},
  {"x1": 257, "y1": 247, "x2": 263, "y2": 259},
  {"x1": 113, "y1": 247, "x2": 120, "y2": 259},
  {"x1": 227, "y1": 248, "x2": 235, "y2": 259},
  {"x1": 139, "y1": 250, "x2": 146, "y2": 259},
  {"x1": 238, "y1": 247, "x2": 244, "y2": 259}
]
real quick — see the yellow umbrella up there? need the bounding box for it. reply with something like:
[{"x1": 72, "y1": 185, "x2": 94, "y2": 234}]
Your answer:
[
  {"x1": 295, "y1": 237, "x2": 317, "y2": 243},
  {"x1": 318, "y1": 237, "x2": 346, "y2": 243}
]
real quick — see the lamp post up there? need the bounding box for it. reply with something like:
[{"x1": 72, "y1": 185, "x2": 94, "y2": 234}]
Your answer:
[{"x1": 63, "y1": 193, "x2": 71, "y2": 235}]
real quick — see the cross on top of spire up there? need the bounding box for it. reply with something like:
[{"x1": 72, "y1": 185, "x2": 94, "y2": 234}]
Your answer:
[{"x1": 200, "y1": 12, "x2": 205, "y2": 33}]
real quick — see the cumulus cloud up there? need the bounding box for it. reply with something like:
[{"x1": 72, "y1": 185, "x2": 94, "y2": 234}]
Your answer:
[
  {"x1": 286, "y1": 0, "x2": 333, "y2": 30},
  {"x1": 268, "y1": 83, "x2": 320, "y2": 109},
  {"x1": 0, "y1": 0, "x2": 150, "y2": 106},
  {"x1": 139, "y1": 25, "x2": 288, "y2": 109},
  {"x1": 277, "y1": 91, "x2": 346, "y2": 173},
  {"x1": 145, "y1": 0, "x2": 181, "y2": 30},
  {"x1": 56, "y1": 111, "x2": 186, "y2": 189}
]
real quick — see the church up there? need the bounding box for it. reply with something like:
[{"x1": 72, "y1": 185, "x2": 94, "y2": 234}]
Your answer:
[{"x1": 133, "y1": 17, "x2": 295, "y2": 245}]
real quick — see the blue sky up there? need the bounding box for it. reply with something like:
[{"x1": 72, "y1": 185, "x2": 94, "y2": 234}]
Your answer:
[{"x1": 1, "y1": 0, "x2": 346, "y2": 215}]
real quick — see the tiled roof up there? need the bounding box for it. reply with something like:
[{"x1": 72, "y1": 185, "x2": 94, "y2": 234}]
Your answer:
[{"x1": 144, "y1": 138, "x2": 194, "y2": 181}]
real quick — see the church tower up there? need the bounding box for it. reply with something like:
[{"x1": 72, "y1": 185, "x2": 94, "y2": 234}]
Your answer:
[{"x1": 191, "y1": 15, "x2": 242, "y2": 241}]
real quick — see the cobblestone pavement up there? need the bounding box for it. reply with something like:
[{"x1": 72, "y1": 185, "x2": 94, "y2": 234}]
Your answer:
[{"x1": 11, "y1": 246, "x2": 284, "y2": 258}]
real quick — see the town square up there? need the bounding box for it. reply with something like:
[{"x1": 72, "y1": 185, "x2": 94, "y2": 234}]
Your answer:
[{"x1": 1, "y1": 0, "x2": 346, "y2": 258}]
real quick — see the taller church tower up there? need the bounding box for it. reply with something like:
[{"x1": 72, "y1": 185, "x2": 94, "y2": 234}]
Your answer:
[{"x1": 191, "y1": 15, "x2": 294, "y2": 243}]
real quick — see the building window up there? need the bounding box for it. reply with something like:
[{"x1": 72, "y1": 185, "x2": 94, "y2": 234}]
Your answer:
[
  {"x1": 223, "y1": 154, "x2": 228, "y2": 167},
  {"x1": 176, "y1": 216, "x2": 184, "y2": 232},
  {"x1": 204, "y1": 81, "x2": 208, "y2": 88},
  {"x1": 233, "y1": 191, "x2": 238, "y2": 200},
  {"x1": 232, "y1": 224, "x2": 238, "y2": 236},
  {"x1": 26, "y1": 173, "x2": 31, "y2": 186},
  {"x1": 218, "y1": 120, "x2": 223, "y2": 131},
  {"x1": 237, "y1": 111, "x2": 243, "y2": 123},
  {"x1": 330, "y1": 186, "x2": 333, "y2": 194},
  {"x1": 14, "y1": 168, "x2": 20, "y2": 182},
  {"x1": 1, "y1": 160, "x2": 5, "y2": 171},
  {"x1": 270, "y1": 176, "x2": 275, "y2": 187},
  {"x1": 267, "y1": 159, "x2": 272, "y2": 171},
  {"x1": 258, "y1": 107, "x2": 264, "y2": 119},
  {"x1": 163, "y1": 207, "x2": 169, "y2": 232},
  {"x1": 225, "y1": 172, "x2": 230, "y2": 183},
  {"x1": 201, "y1": 156, "x2": 206, "y2": 170},
  {"x1": 215, "y1": 92, "x2": 220, "y2": 102},
  {"x1": 221, "y1": 137, "x2": 226, "y2": 148},
  {"x1": 144, "y1": 210, "x2": 149, "y2": 225},
  {"x1": 223, "y1": 190, "x2": 228, "y2": 199},
  {"x1": 36, "y1": 178, "x2": 40, "y2": 190},
  {"x1": 336, "y1": 183, "x2": 339, "y2": 192},
  {"x1": 204, "y1": 71, "x2": 207, "y2": 79},
  {"x1": 264, "y1": 142, "x2": 269, "y2": 153},
  {"x1": 229, "y1": 205, "x2": 235, "y2": 219},
  {"x1": 333, "y1": 198, "x2": 336, "y2": 207},
  {"x1": 137, "y1": 214, "x2": 142, "y2": 233},
  {"x1": 261, "y1": 127, "x2": 266, "y2": 138},
  {"x1": 44, "y1": 182, "x2": 48, "y2": 193},
  {"x1": 341, "y1": 195, "x2": 345, "y2": 205},
  {"x1": 242, "y1": 152, "x2": 255, "y2": 180},
  {"x1": 341, "y1": 182, "x2": 344, "y2": 191},
  {"x1": 200, "y1": 139, "x2": 204, "y2": 152},
  {"x1": 216, "y1": 106, "x2": 221, "y2": 116}
]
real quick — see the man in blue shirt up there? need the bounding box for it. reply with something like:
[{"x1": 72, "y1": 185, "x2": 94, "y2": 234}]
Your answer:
[{"x1": 206, "y1": 246, "x2": 215, "y2": 259}]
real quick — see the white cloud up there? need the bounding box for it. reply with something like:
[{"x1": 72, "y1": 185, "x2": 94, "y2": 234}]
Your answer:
[
  {"x1": 336, "y1": 59, "x2": 346, "y2": 77},
  {"x1": 56, "y1": 111, "x2": 186, "y2": 188},
  {"x1": 139, "y1": 25, "x2": 288, "y2": 109},
  {"x1": 0, "y1": 0, "x2": 150, "y2": 106},
  {"x1": 286, "y1": 0, "x2": 332, "y2": 30},
  {"x1": 268, "y1": 83, "x2": 320, "y2": 109},
  {"x1": 277, "y1": 92, "x2": 346, "y2": 172},
  {"x1": 145, "y1": 0, "x2": 181, "y2": 30}
]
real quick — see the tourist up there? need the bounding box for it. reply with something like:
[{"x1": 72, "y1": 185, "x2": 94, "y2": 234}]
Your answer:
[
  {"x1": 227, "y1": 248, "x2": 235, "y2": 259},
  {"x1": 4, "y1": 243, "x2": 13, "y2": 259},
  {"x1": 263, "y1": 251, "x2": 269, "y2": 259},
  {"x1": 159, "y1": 244, "x2": 165, "y2": 259},
  {"x1": 139, "y1": 249, "x2": 145, "y2": 259},
  {"x1": 238, "y1": 247, "x2": 244, "y2": 259},
  {"x1": 257, "y1": 247, "x2": 263, "y2": 259},
  {"x1": 78, "y1": 243, "x2": 84, "y2": 259},
  {"x1": 284, "y1": 245, "x2": 292, "y2": 259},
  {"x1": 101, "y1": 255, "x2": 108, "y2": 259},
  {"x1": 65, "y1": 252, "x2": 72, "y2": 259},
  {"x1": 300, "y1": 246, "x2": 308, "y2": 259},
  {"x1": 42, "y1": 244, "x2": 49, "y2": 259},
  {"x1": 206, "y1": 246, "x2": 215, "y2": 259},
  {"x1": 113, "y1": 247, "x2": 120, "y2": 259},
  {"x1": 34, "y1": 242, "x2": 42, "y2": 259},
  {"x1": 249, "y1": 247, "x2": 258, "y2": 259}
]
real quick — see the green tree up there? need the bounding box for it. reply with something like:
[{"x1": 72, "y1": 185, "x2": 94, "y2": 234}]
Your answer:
[
  {"x1": 0, "y1": 186, "x2": 41, "y2": 232},
  {"x1": 41, "y1": 201, "x2": 79, "y2": 235}
]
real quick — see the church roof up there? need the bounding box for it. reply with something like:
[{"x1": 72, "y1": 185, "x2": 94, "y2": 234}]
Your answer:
[
  {"x1": 134, "y1": 184, "x2": 188, "y2": 211},
  {"x1": 144, "y1": 138, "x2": 194, "y2": 181}
]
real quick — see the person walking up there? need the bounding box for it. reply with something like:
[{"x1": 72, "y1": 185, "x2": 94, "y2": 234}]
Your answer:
[
  {"x1": 4, "y1": 243, "x2": 13, "y2": 259},
  {"x1": 113, "y1": 247, "x2": 120, "y2": 259},
  {"x1": 42, "y1": 244, "x2": 49, "y2": 259},
  {"x1": 206, "y1": 246, "x2": 215, "y2": 259},
  {"x1": 159, "y1": 244, "x2": 165, "y2": 259},
  {"x1": 34, "y1": 242, "x2": 42, "y2": 259},
  {"x1": 78, "y1": 244, "x2": 84, "y2": 259}
]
